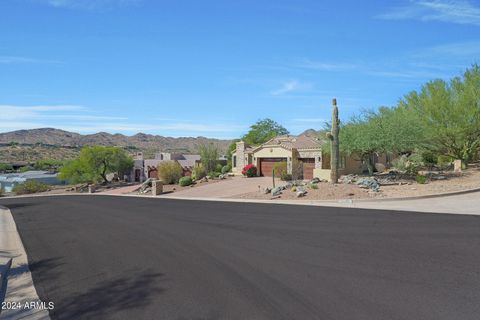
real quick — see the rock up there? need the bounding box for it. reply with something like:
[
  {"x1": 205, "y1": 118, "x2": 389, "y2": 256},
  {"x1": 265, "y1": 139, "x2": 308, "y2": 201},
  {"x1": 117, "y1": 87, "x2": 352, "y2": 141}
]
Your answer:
[
  {"x1": 271, "y1": 186, "x2": 282, "y2": 196},
  {"x1": 374, "y1": 163, "x2": 386, "y2": 173},
  {"x1": 310, "y1": 177, "x2": 321, "y2": 184},
  {"x1": 263, "y1": 187, "x2": 272, "y2": 194},
  {"x1": 218, "y1": 174, "x2": 226, "y2": 179},
  {"x1": 227, "y1": 172, "x2": 235, "y2": 176},
  {"x1": 296, "y1": 187, "x2": 307, "y2": 197},
  {"x1": 339, "y1": 174, "x2": 357, "y2": 184},
  {"x1": 431, "y1": 175, "x2": 447, "y2": 180},
  {"x1": 356, "y1": 177, "x2": 380, "y2": 192},
  {"x1": 206, "y1": 175, "x2": 211, "y2": 179}
]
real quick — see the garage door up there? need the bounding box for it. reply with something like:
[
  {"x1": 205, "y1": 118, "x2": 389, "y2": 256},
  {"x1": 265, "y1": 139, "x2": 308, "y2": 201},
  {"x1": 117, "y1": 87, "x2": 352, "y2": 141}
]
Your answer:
[
  {"x1": 260, "y1": 158, "x2": 286, "y2": 177},
  {"x1": 299, "y1": 158, "x2": 315, "y2": 180}
]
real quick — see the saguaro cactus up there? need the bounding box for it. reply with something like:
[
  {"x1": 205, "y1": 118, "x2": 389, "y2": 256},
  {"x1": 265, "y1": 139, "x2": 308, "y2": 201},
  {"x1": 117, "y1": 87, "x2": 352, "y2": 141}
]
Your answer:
[{"x1": 327, "y1": 98, "x2": 340, "y2": 183}]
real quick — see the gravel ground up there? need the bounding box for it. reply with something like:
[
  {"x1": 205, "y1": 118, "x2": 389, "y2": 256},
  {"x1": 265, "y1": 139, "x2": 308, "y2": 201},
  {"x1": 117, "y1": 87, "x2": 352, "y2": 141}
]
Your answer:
[{"x1": 234, "y1": 168, "x2": 480, "y2": 201}]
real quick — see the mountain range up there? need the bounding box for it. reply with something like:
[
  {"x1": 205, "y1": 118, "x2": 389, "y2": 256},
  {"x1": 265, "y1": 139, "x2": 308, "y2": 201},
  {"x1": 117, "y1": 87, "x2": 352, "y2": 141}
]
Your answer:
[{"x1": 0, "y1": 128, "x2": 232, "y2": 153}]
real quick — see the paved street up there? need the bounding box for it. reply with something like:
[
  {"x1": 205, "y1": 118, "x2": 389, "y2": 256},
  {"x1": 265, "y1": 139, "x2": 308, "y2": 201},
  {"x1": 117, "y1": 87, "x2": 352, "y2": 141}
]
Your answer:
[{"x1": 1, "y1": 195, "x2": 480, "y2": 320}]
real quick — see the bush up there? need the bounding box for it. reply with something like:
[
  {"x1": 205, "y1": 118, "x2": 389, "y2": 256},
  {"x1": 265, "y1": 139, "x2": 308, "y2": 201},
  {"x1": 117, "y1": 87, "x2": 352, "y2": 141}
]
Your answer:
[
  {"x1": 208, "y1": 171, "x2": 221, "y2": 178},
  {"x1": 437, "y1": 155, "x2": 454, "y2": 170},
  {"x1": 415, "y1": 175, "x2": 427, "y2": 184},
  {"x1": 19, "y1": 166, "x2": 33, "y2": 173},
  {"x1": 392, "y1": 154, "x2": 424, "y2": 176},
  {"x1": 309, "y1": 183, "x2": 319, "y2": 189},
  {"x1": 179, "y1": 176, "x2": 193, "y2": 186},
  {"x1": 241, "y1": 164, "x2": 257, "y2": 177},
  {"x1": 0, "y1": 163, "x2": 13, "y2": 172},
  {"x1": 273, "y1": 162, "x2": 287, "y2": 179},
  {"x1": 12, "y1": 180, "x2": 50, "y2": 195},
  {"x1": 192, "y1": 165, "x2": 206, "y2": 180},
  {"x1": 158, "y1": 161, "x2": 183, "y2": 184},
  {"x1": 221, "y1": 165, "x2": 231, "y2": 174},
  {"x1": 280, "y1": 173, "x2": 292, "y2": 181},
  {"x1": 215, "y1": 163, "x2": 223, "y2": 173}
]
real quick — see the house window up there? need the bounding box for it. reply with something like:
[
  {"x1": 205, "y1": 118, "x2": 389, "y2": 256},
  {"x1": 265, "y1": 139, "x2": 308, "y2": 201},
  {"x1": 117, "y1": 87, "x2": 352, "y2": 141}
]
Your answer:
[{"x1": 233, "y1": 155, "x2": 237, "y2": 167}]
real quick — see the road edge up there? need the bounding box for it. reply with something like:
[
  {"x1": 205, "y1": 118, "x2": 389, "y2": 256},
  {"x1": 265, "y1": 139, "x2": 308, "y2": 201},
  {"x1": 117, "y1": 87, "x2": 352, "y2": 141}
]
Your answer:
[{"x1": 0, "y1": 205, "x2": 51, "y2": 320}]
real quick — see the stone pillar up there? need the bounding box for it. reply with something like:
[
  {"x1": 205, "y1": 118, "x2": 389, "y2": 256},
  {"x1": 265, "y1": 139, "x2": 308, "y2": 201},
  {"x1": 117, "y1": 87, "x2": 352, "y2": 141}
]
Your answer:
[
  {"x1": 454, "y1": 159, "x2": 462, "y2": 173},
  {"x1": 152, "y1": 180, "x2": 163, "y2": 196}
]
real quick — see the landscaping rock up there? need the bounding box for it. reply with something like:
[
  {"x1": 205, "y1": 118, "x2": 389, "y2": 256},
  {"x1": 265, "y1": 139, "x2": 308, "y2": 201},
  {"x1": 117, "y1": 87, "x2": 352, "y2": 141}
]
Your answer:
[
  {"x1": 375, "y1": 163, "x2": 386, "y2": 173},
  {"x1": 263, "y1": 187, "x2": 272, "y2": 194},
  {"x1": 310, "y1": 177, "x2": 321, "y2": 184},
  {"x1": 431, "y1": 175, "x2": 447, "y2": 180},
  {"x1": 271, "y1": 186, "x2": 282, "y2": 196},
  {"x1": 339, "y1": 174, "x2": 357, "y2": 184},
  {"x1": 356, "y1": 177, "x2": 380, "y2": 192},
  {"x1": 296, "y1": 186, "x2": 307, "y2": 197}
]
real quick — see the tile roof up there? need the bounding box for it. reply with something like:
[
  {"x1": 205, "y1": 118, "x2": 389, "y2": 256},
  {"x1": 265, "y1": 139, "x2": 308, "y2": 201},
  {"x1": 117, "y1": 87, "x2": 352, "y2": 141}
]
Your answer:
[{"x1": 260, "y1": 134, "x2": 323, "y2": 150}]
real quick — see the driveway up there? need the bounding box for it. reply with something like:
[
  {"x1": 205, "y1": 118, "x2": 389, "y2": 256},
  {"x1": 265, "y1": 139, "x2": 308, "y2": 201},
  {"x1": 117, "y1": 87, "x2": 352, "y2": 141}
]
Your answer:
[
  {"x1": 162, "y1": 176, "x2": 273, "y2": 198},
  {"x1": 1, "y1": 195, "x2": 480, "y2": 319}
]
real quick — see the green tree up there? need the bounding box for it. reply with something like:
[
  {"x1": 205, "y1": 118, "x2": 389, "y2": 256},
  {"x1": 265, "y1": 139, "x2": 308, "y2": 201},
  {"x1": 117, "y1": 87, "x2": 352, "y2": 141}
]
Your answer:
[
  {"x1": 400, "y1": 64, "x2": 480, "y2": 163},
  {"x1": 198, "y1": 143, "x2": 219, "y2": 173},
  {"x1": 158, "y1": 161, "x2": 183, "y2": 184},
  {"x1": 339, "y1": 107, "x2": 424, "y2": 175},
  {"x1": 242, "y1": 118, "x2": 289, "y2": 145},
  {"x1": 59, "y1": 146, "x2": 133, "y2": 184}
]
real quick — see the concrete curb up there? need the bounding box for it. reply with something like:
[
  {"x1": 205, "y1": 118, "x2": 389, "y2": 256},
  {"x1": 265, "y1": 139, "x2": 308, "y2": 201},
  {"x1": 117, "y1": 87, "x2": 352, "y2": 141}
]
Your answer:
[
  {"x1": 2, "y1": 185, "x2": 480, "y2": 203},
  {"x1": 0, "y1": 205, "x2": 51, "y2": 320}
]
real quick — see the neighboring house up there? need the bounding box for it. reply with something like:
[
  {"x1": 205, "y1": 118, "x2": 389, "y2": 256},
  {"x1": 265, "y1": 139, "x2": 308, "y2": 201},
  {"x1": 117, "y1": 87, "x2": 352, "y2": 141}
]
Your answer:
[
  {"x1": 129, "y1": 152, "x2": 201, "y2": 182},
  {"x1": 231, "y1": 134, "x2": 389, "y2": 180},
  {"x1": 0, "y1": 170, "x2": 65, "y2": 193}
]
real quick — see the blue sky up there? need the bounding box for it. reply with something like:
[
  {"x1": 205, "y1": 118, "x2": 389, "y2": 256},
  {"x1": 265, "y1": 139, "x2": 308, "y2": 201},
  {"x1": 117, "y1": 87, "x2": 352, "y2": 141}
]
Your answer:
[{"x1": 1, "y1": 0, "x2": 479, "y2": 138}]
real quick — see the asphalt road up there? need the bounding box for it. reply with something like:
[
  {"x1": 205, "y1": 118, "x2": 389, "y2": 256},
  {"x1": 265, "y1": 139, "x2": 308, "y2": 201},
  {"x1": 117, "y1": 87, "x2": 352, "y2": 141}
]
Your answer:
[{"x1": 1, "y1": 195, "x2": 480, "y2": 320}]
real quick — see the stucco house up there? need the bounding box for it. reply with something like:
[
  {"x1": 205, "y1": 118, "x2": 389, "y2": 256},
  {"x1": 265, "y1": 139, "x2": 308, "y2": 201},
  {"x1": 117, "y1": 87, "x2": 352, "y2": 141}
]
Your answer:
[
  {"x1": 129, "y1": 152, "x2": 201, "y2": 182},
  {"x1": 231, "y1": 134, "x2": 389, "y2": 180}
]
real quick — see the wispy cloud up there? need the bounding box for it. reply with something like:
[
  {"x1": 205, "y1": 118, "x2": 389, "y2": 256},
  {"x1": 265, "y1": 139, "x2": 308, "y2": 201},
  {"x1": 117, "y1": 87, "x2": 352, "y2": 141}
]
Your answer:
[
  {"x1": 32, "y1": 0, "x2": 141, "y2": 10},
  {"x1": 377, "y1": 0, "x2": 480, "y2": 26},
  {"x1": 0, "y1": 104, "x2": 244, "y2": 137},
  {"x1": 0, "y1": 56, "x2": 62, "y2": 64},
  {"x1": 270, "y1": 80, "x2": 313, "y2": 96}
]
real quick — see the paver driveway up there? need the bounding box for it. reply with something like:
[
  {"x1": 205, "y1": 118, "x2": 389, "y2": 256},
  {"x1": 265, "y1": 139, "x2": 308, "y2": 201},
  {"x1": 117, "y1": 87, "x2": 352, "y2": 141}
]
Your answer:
[{"x1": 162, "y1": 176, "x2": 273, "y2": 198}]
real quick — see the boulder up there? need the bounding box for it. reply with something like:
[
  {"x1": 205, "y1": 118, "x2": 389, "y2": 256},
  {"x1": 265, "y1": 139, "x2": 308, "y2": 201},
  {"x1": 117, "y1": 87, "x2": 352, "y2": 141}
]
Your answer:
[
  {"x1": 374, "y1": 163, "x2": 386, "y2": 173},
  {"x1": 310, "y1": 177, "x2": 321, "y2": 184},
  {"x1": 263, "y1": 187, "x2": 272, "y2": 194},
  {"x1": 271, "y1": 186, "x2": 282, "y2": 196},
  {"x1": 356, "y1": 177, "x2": 380, "y2": 192},
  {"x1": 296, "y1": 187, "x2": 307, "y2": 197}
]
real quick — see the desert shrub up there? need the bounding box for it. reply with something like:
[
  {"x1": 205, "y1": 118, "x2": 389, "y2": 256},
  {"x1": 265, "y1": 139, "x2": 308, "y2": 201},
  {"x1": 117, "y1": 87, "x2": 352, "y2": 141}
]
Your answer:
[
  {"x1": 19, "y1": 166, "x2": 33, "y2": 173},
  {"x1": 273, "y1": 161, "x2": 287, "y2": 178},
  {"x1": 437, "y1": 155, "x2": 454, "y2": 170},
  {"x1": 215, "y1": 163, "x2": 223, "y2": 173},
  {"x1": 221, "y1": 164, "x2": 231, "y2": 174},
  {"x1": 309, "y1": 183, "x2": 319, "y2": 189},
  {"x1": 158, "y1": 161, "x2": 183, "y2": 184},
  {"x1": 281, "y1": 173, "x2": 292, "y2": 181},
  {"x1": 242, "y1": 164, "x2": 257, "y2": 177},
  {"x1": 12, "y1": 180, "x2": 50, "y2": 195},
  {"x1": 179, "y1": 176, "x2": 193, "y2": 186},
  {"x1": 291, "y1": 186, "x2": 297, "y2": 192},
  {"x1": 208, "y1": 171, "x2": 221, "y2": 178},
  {"x1": 415, "y1": 175, "x2": 427, "y2": 184},
  {"x1": 0, "y1": 163, "x2": 13, "y2": 172},
  {"x1": 421, "y1": 151, "x2": 437, "y2": 169},
  {"x1": 392, "y1": 154, "x2": 424, "y2": 176},
  {"x1": 192, "y1": 165, "x2": 206, "y2": 180}
]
